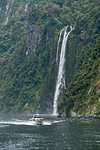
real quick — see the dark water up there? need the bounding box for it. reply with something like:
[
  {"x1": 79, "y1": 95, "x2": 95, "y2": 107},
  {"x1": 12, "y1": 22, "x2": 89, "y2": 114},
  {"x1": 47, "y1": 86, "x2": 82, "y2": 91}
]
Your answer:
[{"x1": 0, "y1": 114, "x2": 100, "y2": 150}]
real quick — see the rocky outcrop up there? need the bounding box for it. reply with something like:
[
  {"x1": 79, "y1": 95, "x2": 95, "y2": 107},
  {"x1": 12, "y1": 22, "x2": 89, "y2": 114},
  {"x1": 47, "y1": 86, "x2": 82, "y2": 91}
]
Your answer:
[{"x1": 26, "y1": 23, "x2": 43, "y2": 56}]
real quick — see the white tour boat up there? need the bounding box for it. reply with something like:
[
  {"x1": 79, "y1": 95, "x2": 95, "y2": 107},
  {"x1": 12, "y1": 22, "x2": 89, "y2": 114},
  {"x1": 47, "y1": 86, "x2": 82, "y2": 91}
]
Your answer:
[{"x1": 29, "y1": 115, "x2": 43, "y2": 125}]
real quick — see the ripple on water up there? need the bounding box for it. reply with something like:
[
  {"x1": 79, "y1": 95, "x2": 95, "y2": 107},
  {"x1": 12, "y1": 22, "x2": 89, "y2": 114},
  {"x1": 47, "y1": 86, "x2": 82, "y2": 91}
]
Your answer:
[{"x1": 0, "y1": 124, "x2": 10, "y2": 128}]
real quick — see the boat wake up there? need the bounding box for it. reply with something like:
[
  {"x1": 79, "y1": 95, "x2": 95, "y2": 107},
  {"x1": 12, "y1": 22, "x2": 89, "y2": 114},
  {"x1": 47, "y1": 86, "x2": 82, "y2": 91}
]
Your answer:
[
  {"x1": 53, "y1": 120, "x2": 65, "y2": 123},
  {"x1": 0, "y1": 119, "x2": 65, "y2": 126},
  {"x1": 0, "y1": 120, "x2": 38, "y2": 126},
  {"x1": 0, "y1": 124, "x2": 10, "y2": 128}
]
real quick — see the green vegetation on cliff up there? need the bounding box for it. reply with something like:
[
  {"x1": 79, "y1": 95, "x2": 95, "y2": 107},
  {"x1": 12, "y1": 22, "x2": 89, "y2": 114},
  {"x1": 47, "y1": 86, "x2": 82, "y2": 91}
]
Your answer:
[
  {"x1": 58, "y1": 37, "x2": 100, "y2": 116},
  {"x1": 58, "y1": 0, "x2": 100, "y2": 116},
  {"x1": 0, "y1": 0, "x2": 100, "y2": 114}
]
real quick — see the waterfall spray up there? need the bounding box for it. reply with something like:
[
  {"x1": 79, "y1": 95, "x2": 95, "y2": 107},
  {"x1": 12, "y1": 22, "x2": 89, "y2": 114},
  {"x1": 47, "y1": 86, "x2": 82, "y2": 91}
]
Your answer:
[{"x1": 53, "y1": 26, "x2": 74, "y2": 115}]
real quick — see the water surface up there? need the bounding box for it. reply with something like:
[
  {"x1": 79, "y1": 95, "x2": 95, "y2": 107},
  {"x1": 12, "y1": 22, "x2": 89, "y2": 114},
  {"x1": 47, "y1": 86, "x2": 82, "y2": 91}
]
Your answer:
[{"x1": 0, "y1": 114, "x2": 100, "y2": 150}]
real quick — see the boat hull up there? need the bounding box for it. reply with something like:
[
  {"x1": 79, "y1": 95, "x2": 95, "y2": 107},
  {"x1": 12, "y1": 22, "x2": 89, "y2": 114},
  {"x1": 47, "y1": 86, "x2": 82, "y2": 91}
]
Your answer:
[{"x1": 30, "y1": 117, "x2": 43, "y2": 125}]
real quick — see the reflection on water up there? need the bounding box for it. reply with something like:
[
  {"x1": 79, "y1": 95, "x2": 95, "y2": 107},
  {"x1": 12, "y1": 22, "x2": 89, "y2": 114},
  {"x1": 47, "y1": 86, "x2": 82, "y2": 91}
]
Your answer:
[{"x1": 0, "y1": 114, "x2": 100, "y2": 150}]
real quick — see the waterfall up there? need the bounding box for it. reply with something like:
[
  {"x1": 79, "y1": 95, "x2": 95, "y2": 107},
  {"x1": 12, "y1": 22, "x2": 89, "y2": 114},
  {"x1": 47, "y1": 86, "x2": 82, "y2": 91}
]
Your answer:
[
  {"x1": 53, "y1": 26, "x2": 74, "y2": 115},
  {"x1": 56, "y1": 27, "x2": 65, "y2": 66},
  {"x1": 25, "y1": 4, "x2": 28, "y2": 12},
  {"x1": 5, "y1": 17, "x2": 8, "y2": 25}
]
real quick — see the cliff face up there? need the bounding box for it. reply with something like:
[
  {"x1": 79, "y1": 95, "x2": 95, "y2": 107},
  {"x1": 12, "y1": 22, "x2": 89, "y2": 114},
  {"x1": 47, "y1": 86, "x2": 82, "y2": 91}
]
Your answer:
[
  {"x1": 26, "y1": 23, "x2": 43, "y2": 56},
  {"x1": 0, "y1": 0, "x2": 100, "y2": 115}
]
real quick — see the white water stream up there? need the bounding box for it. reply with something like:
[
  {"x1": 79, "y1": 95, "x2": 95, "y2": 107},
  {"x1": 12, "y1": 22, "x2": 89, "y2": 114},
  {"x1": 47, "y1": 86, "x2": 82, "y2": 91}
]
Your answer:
[
  {"x1": 53, "y1": 26, "x2": 74, "y2": 115},
  {"x1": 56, "y1": 27, "x2": 65, "y2": 66}
]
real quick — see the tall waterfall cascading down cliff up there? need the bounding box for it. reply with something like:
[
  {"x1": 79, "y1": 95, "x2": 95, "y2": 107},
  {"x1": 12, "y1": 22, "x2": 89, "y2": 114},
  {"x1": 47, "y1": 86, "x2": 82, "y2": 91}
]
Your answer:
[
  {"x1": 53, "y1": 26, "x2": 74, "y2": 115},
  {"x1": 56, "y1": 27, "x2": 65, "y2": 66}
]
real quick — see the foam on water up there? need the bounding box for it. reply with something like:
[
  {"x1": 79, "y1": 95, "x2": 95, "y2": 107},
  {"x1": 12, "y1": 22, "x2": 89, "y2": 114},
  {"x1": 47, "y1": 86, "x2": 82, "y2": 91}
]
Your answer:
[
  {"x1": 0, "y1": 120, "x2": 43, "y2": 126},
  {"x1": 0, "y1": 118, "x2": 65, "y2": 126}
]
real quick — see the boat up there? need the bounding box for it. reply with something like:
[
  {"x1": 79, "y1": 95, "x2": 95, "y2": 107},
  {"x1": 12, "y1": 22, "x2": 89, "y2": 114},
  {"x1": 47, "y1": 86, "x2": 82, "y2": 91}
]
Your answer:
[{"x1": 29, "y1": 115, "x2": 43, "y2": 125}]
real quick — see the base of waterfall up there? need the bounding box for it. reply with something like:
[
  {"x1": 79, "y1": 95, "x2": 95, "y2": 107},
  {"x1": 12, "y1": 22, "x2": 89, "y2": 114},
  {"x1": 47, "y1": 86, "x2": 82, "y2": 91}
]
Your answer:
[{"x1": 52, "y1": 112, "x2": 59, "y2": 116}]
